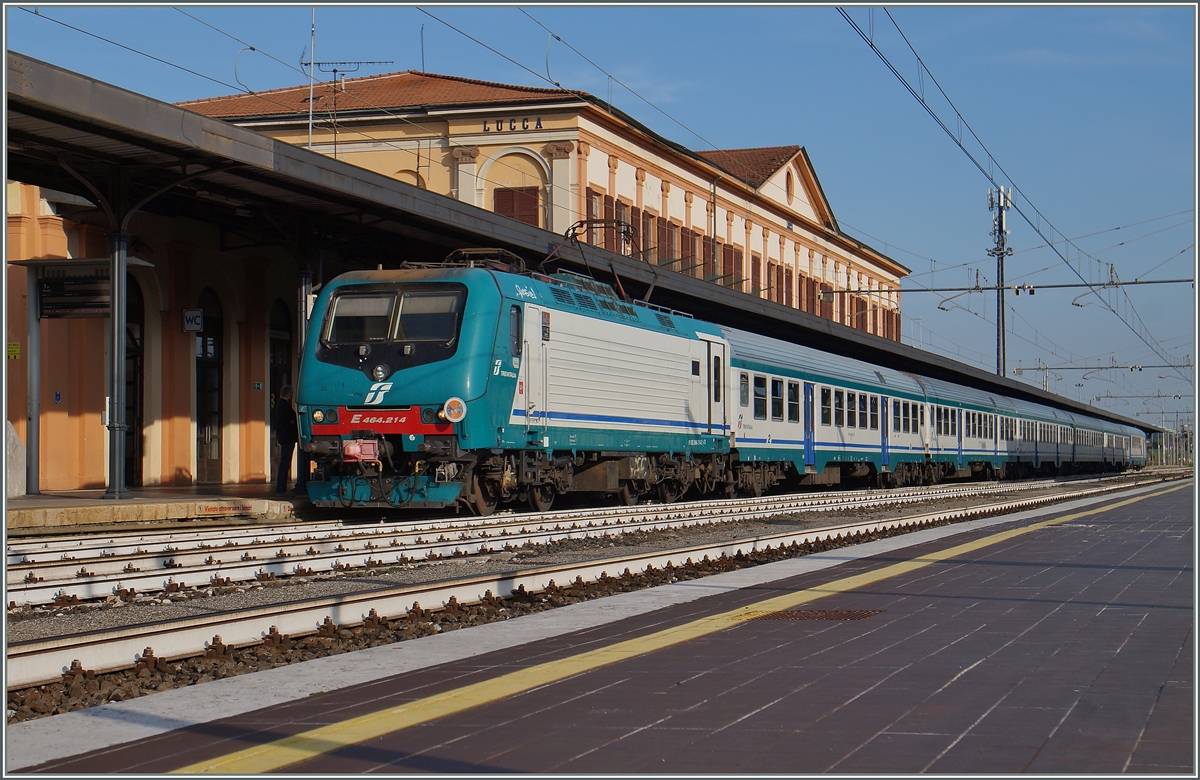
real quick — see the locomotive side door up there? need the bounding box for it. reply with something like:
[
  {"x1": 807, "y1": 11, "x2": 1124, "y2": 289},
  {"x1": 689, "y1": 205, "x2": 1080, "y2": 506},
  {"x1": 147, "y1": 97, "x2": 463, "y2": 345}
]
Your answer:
[
  {"x1": 523, "y1": 304, "x2": 548, "y2": 437},
  {"x1": 704, "y1": 339, "x2": 727, "y2": 436}
]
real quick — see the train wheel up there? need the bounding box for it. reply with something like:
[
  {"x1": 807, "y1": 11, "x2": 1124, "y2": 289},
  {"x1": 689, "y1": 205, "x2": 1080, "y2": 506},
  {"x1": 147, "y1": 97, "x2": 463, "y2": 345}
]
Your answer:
[
  {"x1": 656, "y1": 480, "x2": 682, "y2": 504},
  {"x1": 618, "y1": 482, "x2": 640, "y2": 506},
  {"x1": 529, "y1": 483, "x2": 555, "y2": 512},
  {"x1": 471, "y1": 474, "x2": 499, "y2": 516}
]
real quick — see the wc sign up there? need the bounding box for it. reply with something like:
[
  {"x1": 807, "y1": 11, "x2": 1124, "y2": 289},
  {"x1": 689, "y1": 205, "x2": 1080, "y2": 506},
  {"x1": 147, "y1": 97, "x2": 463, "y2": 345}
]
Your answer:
[{"x1": 183, "y1": 309, "x2": 204, "y2": 332}]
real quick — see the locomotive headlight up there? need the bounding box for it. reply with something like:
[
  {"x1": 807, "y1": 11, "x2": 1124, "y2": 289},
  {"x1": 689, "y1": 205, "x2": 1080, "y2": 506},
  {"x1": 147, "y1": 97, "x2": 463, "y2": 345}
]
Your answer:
[
  {"x1": 372, "y1": 364, "x2": 389, "y2": 381},
  {"x1": 311, "y1": 409, "x2": 325, "y2": 423},
  {"x1": 325, "y1": 408, "x2": 338, "y2": 423},
  {"x1": 441, "y1": 397, "x2": 467, "y2": 423}
]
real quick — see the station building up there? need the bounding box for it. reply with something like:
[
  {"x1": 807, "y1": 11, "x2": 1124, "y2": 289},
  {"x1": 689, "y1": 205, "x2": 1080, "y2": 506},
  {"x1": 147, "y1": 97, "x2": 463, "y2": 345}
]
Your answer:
[
  {"x1": 6, "y1": 66, "x2": 907, "y2": 493},
  {"x1": 178, "y1": 71, "x2": 909, "y2": 337}
]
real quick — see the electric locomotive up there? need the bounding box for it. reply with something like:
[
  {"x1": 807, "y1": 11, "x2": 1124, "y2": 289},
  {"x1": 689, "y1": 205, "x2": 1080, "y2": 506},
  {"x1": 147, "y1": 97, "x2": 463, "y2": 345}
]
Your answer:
[
  {"x1": 297, "y1": 252, "x2": 735, "y2": 513},
  {"x1": 296, "y1": 251, "x2": 1145, "y2": 513}
]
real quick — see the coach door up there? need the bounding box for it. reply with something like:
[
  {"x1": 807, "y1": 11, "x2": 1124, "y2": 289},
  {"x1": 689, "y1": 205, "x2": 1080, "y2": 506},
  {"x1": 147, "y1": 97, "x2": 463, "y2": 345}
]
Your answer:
[
  {"x1": 523, "y1": 305, "x2": 548, "y2": 439},
  {"x1": 879, "y1": 395, "x2": 889, "y2": 471},
  {"x1": 805, "y1": 383, "x2": 816, "y2": 470},
  {"x1": 956, "y1": 409, "x2": 964, "y2": 469},
  {"x1": 704, "y1": 339, "x2": 727, "y2": 436}
]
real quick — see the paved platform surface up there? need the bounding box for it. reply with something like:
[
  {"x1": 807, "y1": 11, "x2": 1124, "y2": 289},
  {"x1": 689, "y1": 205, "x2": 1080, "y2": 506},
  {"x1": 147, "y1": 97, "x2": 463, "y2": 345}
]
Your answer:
[
  {"x1": 5, "y1": 484, "x2": 306, "y2": 532},
  {"x1": 9, "y1": 481, "x2": 1193, "y2": 774}
]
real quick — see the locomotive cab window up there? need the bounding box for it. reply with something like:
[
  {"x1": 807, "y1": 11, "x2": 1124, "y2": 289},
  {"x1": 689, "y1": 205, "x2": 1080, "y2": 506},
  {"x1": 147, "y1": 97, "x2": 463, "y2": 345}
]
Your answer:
[
  {"x1": 326, "y1": 294, "x2": 395, "y2": 342},
  {"x1": 393, "y1": 291, "x2": 464, "y2": 342}
]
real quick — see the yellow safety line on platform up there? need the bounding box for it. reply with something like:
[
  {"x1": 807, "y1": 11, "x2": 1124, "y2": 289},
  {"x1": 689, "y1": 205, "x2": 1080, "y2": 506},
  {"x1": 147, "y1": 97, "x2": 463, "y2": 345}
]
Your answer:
[{"x1": 174, "y1": 482, "x2": 1188, "y2": 774}]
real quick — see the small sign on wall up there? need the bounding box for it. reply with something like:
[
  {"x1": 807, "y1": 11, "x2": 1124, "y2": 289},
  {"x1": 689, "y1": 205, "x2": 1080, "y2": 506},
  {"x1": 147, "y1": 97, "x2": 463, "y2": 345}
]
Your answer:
[
  {"x1": 253, "y1": 382, "x2": 263, "y2": 391},
  {"x1": 183, "y1": 309, "x2": 203, "y2": 332},
  {"x1": 7, "y1": 343, "x2": 19, "y2": 360}
]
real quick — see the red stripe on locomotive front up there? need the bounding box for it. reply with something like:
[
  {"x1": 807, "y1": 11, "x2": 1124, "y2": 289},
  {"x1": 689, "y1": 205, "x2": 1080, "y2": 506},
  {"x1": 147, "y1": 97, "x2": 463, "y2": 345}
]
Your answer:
[{"x1": 311, "y1": 407, "x2": 452, "y2": 435}]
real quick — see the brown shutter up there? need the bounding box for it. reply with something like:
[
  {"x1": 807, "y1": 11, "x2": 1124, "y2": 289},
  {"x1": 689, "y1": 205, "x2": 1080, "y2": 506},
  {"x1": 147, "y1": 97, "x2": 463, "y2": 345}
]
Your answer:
[
  {"x1": 656, "y1": 217, "x2": 668, "y2": 266},
  {"x1": 820, "y1": 283, "x2": 833, "y2": 319},
  {"x1": 702, "y1": 236, "x2": 714, "y2": 279},
  {"x1": 785, "y1": 268, "x2": 793, "y2": 307},
  {"x1": 494, "y1": 188, "x2": 515, "y2": 219},
  {"x1": 734, "y1": 249, "x2": 744, "y2": 292},
  {"x1": 722, "y1": 244, "x2": 734, "y2": 285},
  {"x1": 603, "y1": 195, "x2": 615, "y2": 249},
  {"x1": 679, "y1": 227, "x2": 691, "y2": 274},
  {"x1": 648, "y1": 210, "x2": 657, "y2": 264},
  {"x1": 630, "y1": 206, "x2": 642, "y2": 258}
]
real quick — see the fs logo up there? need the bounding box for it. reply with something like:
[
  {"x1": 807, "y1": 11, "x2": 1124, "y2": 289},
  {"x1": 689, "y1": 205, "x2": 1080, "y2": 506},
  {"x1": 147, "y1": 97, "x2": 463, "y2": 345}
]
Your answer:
[{"x1": 363, "y1": 382, "x2": 393, "y2": 406}]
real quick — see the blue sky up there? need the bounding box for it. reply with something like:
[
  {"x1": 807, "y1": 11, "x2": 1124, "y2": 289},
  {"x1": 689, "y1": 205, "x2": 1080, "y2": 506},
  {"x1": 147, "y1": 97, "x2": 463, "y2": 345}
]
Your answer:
[{"x1": 6, "y1": 5, "x2": 1196, "y2": 429}]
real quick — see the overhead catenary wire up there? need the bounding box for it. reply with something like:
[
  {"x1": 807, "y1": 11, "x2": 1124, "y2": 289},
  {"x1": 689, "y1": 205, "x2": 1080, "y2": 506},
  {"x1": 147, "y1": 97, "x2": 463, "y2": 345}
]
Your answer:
[{"x1": 837, "y1": 7, "x2": 1189, "y2": 384}]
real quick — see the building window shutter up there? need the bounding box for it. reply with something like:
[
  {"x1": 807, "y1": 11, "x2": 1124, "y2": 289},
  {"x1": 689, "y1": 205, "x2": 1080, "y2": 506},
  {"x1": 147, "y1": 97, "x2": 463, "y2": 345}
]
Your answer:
[
  {"x1": 734, "y1": 248, "x2": 744, "y2": 292},
  {"x1": 630, "y1": 206, "x2": 642, "y2": 258},
  {"x1": 494, "y1": 187, "x2": 539, "y2": 227},
  {"x1": 721, "y1": 244, "x2": 734, "y2": 285},
  {"x1": 702, "y1": 236, "x2": 715, "y2": 279},
  {"x1": 820, "y1": 282, "x2": 833, "y2": 319},
  {"x1": 662, "y1": 216, "x2": 672, "y2": 267},
  {"x1": 785, "y1": 268, "x2": 794, "y2": 307},
  {"x1": 603, "y1": 195, "x2": 616, "y2": 249}
]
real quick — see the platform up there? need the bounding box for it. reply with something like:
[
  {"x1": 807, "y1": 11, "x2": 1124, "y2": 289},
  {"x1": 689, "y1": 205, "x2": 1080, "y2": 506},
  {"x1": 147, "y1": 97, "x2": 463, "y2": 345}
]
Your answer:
[
  {"x1": 5, "y1": 484, "x2": 306, "y2": 534},
  {"x1": 7, "y1": 480, "x2": 1193, "y2": 773}
]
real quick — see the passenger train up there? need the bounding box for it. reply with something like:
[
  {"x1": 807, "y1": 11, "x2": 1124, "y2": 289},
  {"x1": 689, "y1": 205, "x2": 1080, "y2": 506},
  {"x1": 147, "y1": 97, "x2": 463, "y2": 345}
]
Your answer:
[{"x1": 296, "y1": 254, "x2": 1147, "y2": 512}]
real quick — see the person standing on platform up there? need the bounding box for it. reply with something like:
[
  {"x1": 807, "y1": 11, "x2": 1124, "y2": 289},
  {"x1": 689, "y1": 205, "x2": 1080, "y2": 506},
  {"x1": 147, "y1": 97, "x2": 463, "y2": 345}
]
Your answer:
[{"x1": 273, "y1": 385, "x2": 298, "y2": 495}]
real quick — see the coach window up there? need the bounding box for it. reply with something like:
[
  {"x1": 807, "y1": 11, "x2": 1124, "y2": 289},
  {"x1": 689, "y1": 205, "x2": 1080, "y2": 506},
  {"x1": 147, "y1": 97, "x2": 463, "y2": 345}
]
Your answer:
[
  {"x1": 918, "y1": 405, "x2": 925, "y2": 430},
  {"x1": 892, "y1": 400, "x2": 901, "y2": 432},
  {"x1": 821, "y1": 387, "x2": 832, "y2": 426},
  {"x1": 951, "y1": 409, "x2": 957, "y2": 436},
  {"x1": 753, "y1": 375, "x2": 767, "y2": 420},
  {"x1": 834, "y1": 390, "x2": 845, "y2": 427},
  {"x1": 859, "y1": 394, "x2": 868, "y2": 429},
  {"x1": 509, "y1": 306, "x2": 522, "y2": 356},
  {"x1": 771, "y1": 378, "x2": 784, "y2": 421},
  {"x1": 712, "y1": 357, "x2": 722, "y2": 403},
  {"x1": 869, "y1": 396, "x2": 879, "y2": 430},
  {"x1": 740, "y1": 373, "x2": 750, "y2": 407},
  {"x1": 787, "y1": 381, "x2": 800, "y2": 423},
  {"x1": 845, "y1": 392, "x2": 856, "y2": 428},
  {"x1": 901, "y1": 401, "x2": 910, "y2": 433}
]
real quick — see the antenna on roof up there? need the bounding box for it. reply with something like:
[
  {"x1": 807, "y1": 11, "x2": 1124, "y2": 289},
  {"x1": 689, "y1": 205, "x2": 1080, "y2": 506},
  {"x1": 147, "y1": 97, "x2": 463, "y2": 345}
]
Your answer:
[{"x1": 304, "y1": 59, "x2": 394, "y2": 160}]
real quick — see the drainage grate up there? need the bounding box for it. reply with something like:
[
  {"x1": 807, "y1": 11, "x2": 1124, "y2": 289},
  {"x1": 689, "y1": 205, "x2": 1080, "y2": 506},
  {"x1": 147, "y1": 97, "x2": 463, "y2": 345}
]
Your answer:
[{"x1": 750, "y1": 609, "x2": 884, "y2": 621}]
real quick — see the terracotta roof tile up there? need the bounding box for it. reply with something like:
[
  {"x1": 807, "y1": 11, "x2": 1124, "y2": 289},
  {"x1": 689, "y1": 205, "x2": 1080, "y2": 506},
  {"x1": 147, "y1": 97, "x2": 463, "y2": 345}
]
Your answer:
[
  {"x1": 695, "y1": 145, "x2": 801, "y2": 189},
  {"x1": 176, "y1": 70, "x2": 583, "y2": 119}
]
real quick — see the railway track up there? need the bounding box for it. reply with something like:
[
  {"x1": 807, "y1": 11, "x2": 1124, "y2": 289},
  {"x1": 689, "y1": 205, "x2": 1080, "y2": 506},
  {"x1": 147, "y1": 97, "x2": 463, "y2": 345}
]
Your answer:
[
  {"x1": 6, "y1": 471, "x2": 1185, "y2": 692},
  {"x1": 7, "y1": 477, "x2": 1126, "y2": 607}
]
